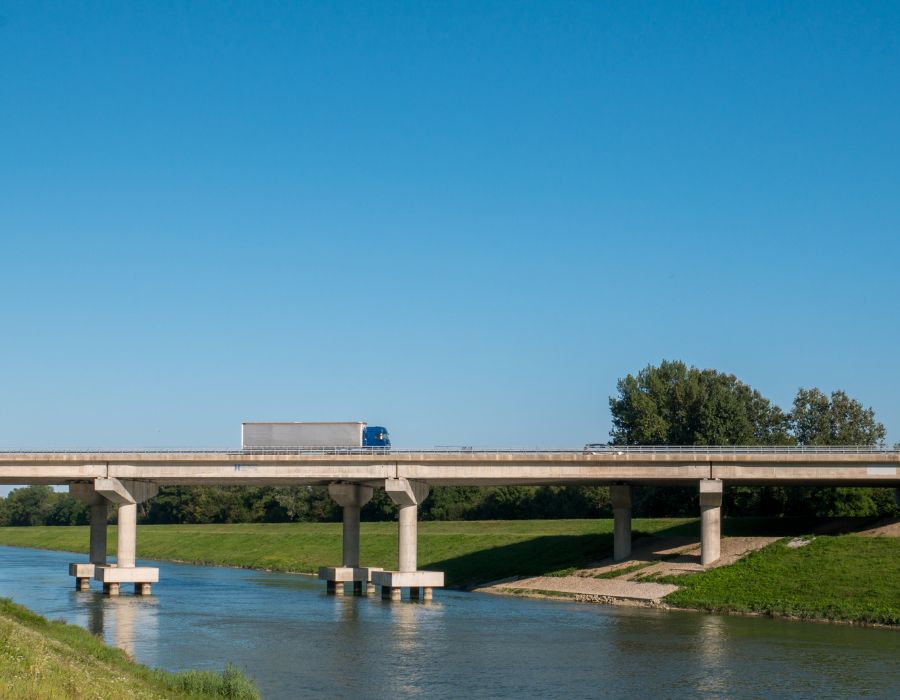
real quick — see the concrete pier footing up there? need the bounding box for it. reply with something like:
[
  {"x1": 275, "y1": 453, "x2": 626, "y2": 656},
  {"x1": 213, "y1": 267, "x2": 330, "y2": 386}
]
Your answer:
[
  {"x1": 699, "y1": 479, "x2": 724, "y2": 566},
  {"x1": 611, "y1": 484, "x2": 632, "y2": 561},
  {"x1": 318, "y1": 566, "x2": 384, "y2": 595}
]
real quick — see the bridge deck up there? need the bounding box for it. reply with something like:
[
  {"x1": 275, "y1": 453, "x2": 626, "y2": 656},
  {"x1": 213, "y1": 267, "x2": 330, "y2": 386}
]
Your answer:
[{"x1": 0, "y1": 448, "x2": 897, "y2": 487}]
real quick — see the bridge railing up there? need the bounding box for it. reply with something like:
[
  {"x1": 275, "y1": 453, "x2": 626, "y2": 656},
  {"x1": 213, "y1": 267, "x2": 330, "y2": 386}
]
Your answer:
[{"x1": 0, "y1": 445, "x2": 896, "y2": 455}]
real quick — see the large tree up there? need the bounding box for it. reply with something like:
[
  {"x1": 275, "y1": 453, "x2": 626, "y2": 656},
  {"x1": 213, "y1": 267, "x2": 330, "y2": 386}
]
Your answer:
[
  {"x1": 609, "y1": 360, "x2": 790, "y2": 446},
  {"x1": 607, "y1": 361, "x2": 897, "y2": 518},
  {"x1": 790, "y1": 388, "x2": 886, "y2": 446},
  {"x1": 786, "y1": 388, "x2": 890, "y2": 517}
]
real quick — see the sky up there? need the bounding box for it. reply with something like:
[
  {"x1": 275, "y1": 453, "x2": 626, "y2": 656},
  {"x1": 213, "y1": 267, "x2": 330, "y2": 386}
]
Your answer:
[{"x1": 1, "y1": 1, "x2": 898, "y2": 459}]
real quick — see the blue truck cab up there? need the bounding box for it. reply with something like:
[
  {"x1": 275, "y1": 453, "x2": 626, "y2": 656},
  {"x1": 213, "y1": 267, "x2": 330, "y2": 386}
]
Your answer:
[{"x1": 363, "y1": 426, "x2": 391, "y2": 447}]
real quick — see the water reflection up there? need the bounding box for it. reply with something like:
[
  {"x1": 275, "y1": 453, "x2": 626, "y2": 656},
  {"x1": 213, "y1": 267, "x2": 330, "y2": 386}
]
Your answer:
[
  {"x1": 74, "y1": 592, "x2": 159, "y2": 660},
  {"x1": 695, "y1": 613, "x2": 730, "y2": 695}
]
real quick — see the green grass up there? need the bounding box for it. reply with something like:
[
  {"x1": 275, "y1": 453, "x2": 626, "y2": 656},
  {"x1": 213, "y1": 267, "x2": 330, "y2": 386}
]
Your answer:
[
  {"x1": 661, "y1": 535, "x2": 900, "y2": 625},
  {"x1": 0, "y1": 597, "x2": 259, "y2": 699},
  {"x1": 593, "y1": 561, "x2": 654, "y2": 579},
  {"x1": 0, "y1": 519, "x2": 693, "y2": 588}
]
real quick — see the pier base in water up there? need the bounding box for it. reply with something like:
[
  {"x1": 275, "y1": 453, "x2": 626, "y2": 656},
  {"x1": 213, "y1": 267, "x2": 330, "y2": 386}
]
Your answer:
[
  {"x1": 319, "y1": 566, "x2": 384, "y2": 596},
  {"x1": 372, "y1": 570, "x2": 443, "y2": 602}
]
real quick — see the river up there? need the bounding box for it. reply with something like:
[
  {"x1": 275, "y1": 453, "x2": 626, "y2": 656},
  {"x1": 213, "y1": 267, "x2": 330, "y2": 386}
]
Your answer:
[{"x1": 0, "y1": 546, "x2": 897, "y2": 699}]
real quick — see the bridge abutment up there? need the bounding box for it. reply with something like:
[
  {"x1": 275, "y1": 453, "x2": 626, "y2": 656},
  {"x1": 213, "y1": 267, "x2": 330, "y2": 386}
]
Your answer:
[
  {"x1": 611, "y1": 484, "x2": 632, "y2": 561},
  {"x1": 372, "y1": 478, "x2": 444, "y2": 601},
  {"x1": 318, "y1": 483, "x2": 383, "y2": 595},
  {"x1": 699, "y1": 479, "x2": 723, "y2": 565}
]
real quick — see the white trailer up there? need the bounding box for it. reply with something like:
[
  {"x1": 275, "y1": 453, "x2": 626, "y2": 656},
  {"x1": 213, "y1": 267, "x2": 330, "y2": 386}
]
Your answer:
[{"x1": 241, "y1": 422, "x2": 368, "y2": 449}]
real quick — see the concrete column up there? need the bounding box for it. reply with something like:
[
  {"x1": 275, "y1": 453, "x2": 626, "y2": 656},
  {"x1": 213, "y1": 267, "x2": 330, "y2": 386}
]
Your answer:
[
  {"x1": 342, "y1": 505, "x2": 361, "y2": 568},
  {"x1": 385, "y1": 478, "x2": 430, "y2": 574},
  {"x1": 398, "y1": 503, "x2": 418, "y2": 573},
  {"x1": 699, "y1": 480, "x2": 724, "y2": 566},
  {"x1": 89, "y1": 504, "x2": 108, "y2": 565},
  {"x1": 327, "y1": 483, "x2": 374, "y2": 569},
  {"x1": 117, "y1": 503, "x2": 137, "y2": 569},
  {"x1": 610, "y1": 484, "x2": 632, "y2": 562}
]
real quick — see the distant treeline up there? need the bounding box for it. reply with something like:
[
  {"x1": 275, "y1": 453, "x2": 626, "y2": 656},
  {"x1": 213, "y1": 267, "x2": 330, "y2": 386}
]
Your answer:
[{"x1": 2, "y1": 360, "x2": 898, "y2": 526}]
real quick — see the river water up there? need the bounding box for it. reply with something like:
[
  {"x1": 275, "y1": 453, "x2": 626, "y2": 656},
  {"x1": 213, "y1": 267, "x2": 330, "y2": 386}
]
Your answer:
[{"x1": 0, "y1": 546, "x2": 897, "y2": 699}]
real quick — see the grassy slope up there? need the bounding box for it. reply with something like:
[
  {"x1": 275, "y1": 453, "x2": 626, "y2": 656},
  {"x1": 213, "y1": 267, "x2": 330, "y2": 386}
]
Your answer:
[
  {"x1": 0, "y1": 519, "x2": 695, "y2": 588},
  {"x1": 0, "y1": 598, "x2": 259, "y2": 700},
  {"x1": 661, "y1": 536, "x2": 900, "y2": 625}
]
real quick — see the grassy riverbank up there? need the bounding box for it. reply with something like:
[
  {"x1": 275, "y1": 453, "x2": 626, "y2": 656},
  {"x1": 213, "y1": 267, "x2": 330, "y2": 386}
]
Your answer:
[
  {"x1": 0, "y1": 597, "x2": 259, "y2": 699},
  {"x1": 658, "y1": 535, "x2": 900, "y2": 626},
  {"x1": 0, "y1": 519, "x2": 694, "y2": 587}
]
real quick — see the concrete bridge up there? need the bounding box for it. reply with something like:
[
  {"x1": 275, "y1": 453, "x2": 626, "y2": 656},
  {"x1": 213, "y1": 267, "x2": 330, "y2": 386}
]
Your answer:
[{"x1": 1, "y1": 447, "x2": 898, "y2": 600}]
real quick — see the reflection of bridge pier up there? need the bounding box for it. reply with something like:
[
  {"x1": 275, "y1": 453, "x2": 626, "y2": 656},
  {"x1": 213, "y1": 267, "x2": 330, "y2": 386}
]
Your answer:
[{"x1": 80, "y1": 595, "x2": 159, "y2": 659}]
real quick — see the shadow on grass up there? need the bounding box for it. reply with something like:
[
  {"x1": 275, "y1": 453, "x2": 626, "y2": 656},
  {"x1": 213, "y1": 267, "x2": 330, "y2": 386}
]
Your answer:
[
  {"x1": 428, "y1": 521, "x2": 703, "y2": 588},
  {"x1": 722, "y1": 516, "x2": 888, "y2": 537},
  {"x1": 423, "y1": 517, "x2": 895, "y2": 588}
]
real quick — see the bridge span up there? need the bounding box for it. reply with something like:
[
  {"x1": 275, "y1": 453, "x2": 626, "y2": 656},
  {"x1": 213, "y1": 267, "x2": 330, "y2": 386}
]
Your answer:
[{"x1": 1, "y1": 447, "x2": 897, "y2": 601}]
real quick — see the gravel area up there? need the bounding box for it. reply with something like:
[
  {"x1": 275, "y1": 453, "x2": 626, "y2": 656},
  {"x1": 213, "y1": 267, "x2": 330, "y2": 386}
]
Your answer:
[
  {"x1": 856, "y1": 518, "x2": 900, "y2": 537},
  {"x1": 488, "y1": 576, "x2": 678, "y2": 601},
  {"x1": 476, "y1": 535, "x2": 779, "y2": 605}
]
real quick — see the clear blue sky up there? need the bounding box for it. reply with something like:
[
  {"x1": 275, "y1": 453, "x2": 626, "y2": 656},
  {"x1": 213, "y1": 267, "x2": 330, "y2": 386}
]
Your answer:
[{"x1": 1, "y1": 1, "x2": 898, "y2": 453}]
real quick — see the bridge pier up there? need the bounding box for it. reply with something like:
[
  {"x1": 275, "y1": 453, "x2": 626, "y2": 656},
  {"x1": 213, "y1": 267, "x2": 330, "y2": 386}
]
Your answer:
[
  {"x1": 372, "y1": 478, "x2": 444, "y2": 601},
  {"x1": 699, "y1": 479, "x2": 723, "y2": 566},
  {"x1": 91, "y1": 478, "x2": 159, "y2": 595},
  {"x1": 611, "y1": 484, "x2": 632, "y2": 561},
  {"x1": 68, "y1": 485, "x2": 109, "y2": 590},
  {"x1": 318, "y1": 483, "x2": 383, "y2": 595}
]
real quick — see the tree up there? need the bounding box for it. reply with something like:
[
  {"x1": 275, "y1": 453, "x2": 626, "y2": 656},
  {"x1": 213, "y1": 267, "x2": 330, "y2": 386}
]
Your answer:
[
  {"x1": 786, "y1": 387, "x2": 891, "y2": 517},
  {"x1": 609, "y1": 360, "x2": 790, "y2": 446},
  {"x1": 4, "y1": 486, "x2": 56, "y2": 526},
  {"x1": 608, "y1": 361, "x2": 792, "y2": 516},
  {"x1": 790, "y1": 388, "x2": 886, "y2": 446}
]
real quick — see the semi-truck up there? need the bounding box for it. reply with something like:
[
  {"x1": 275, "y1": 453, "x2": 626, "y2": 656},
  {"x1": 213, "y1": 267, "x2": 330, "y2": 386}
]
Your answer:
[{"x1": 241, "y1": 422, "x2": 391, "y2": 449}]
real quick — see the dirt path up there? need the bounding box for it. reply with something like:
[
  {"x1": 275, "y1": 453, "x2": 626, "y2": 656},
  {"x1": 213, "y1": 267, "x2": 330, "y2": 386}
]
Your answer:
[{"x1": 476, "y1": 535, "x2": 778, "y2": 604}]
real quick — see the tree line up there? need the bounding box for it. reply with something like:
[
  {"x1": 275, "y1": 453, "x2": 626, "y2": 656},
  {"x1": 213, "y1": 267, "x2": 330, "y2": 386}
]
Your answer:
[{"x1": 1, "y1": 360, "x2": 897, "y2": 526}]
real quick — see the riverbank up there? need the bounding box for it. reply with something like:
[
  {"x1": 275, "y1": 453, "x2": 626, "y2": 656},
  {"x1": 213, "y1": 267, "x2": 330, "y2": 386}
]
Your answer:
[
  {"x1": 476, "y1": 522, "x2": 900, "y2": 627},
  {"x1": 0, "y1": 597, "x2": 259, "y2": 699}
]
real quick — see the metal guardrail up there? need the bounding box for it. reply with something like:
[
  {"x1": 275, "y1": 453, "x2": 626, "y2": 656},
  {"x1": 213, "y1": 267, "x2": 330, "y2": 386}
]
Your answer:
[{"x1": 0, "y1": 446, "x2": 896, "y2": 455}]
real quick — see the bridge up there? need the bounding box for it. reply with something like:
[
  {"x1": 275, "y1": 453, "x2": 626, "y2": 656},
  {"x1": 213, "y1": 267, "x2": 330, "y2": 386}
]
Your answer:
[{"x1": 1, "y1": 447, "x2": 898, "y2": 600}]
